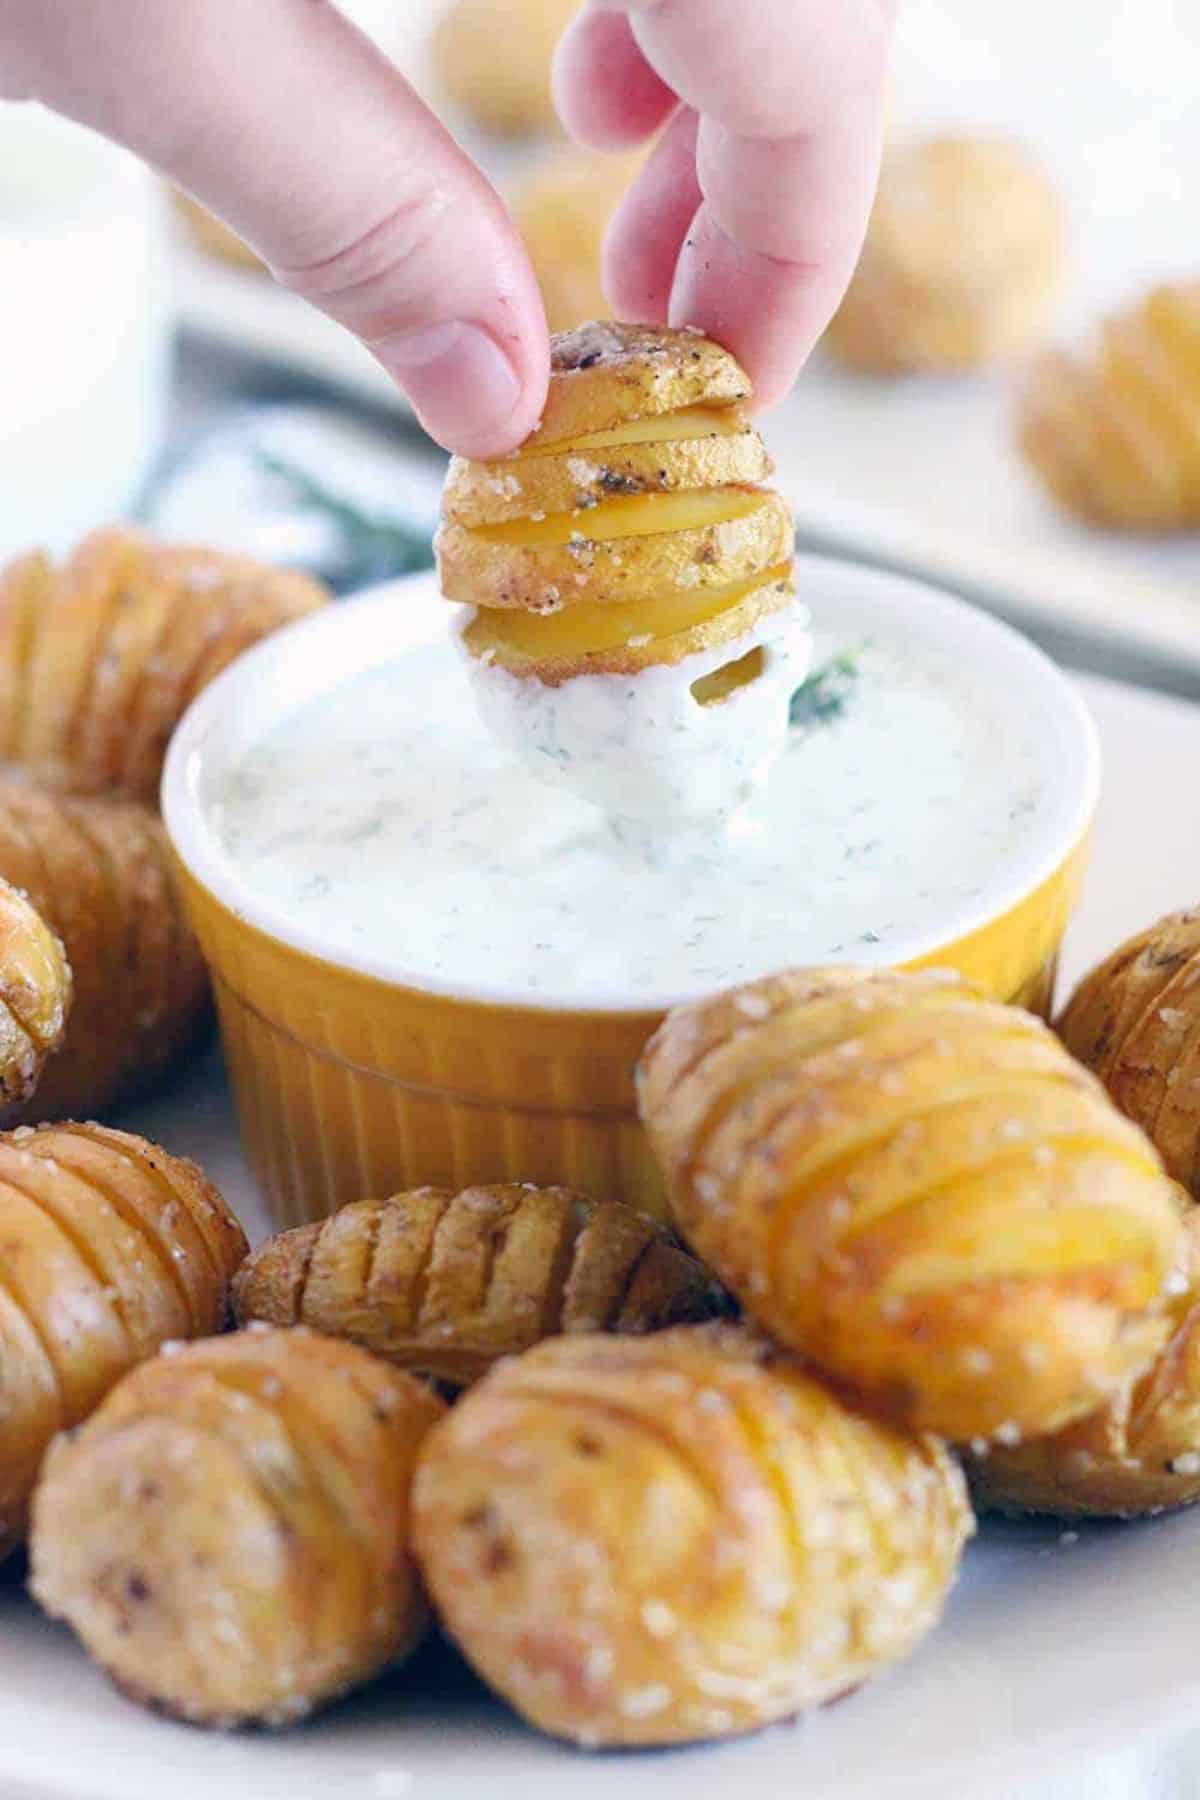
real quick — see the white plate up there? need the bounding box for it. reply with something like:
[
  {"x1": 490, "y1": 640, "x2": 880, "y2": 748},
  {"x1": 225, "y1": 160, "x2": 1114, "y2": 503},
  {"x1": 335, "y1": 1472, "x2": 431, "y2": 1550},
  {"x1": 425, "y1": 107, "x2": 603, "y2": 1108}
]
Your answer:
[{"x1": 2, "y1": 662, "x2": 1200, "y2": 1800}]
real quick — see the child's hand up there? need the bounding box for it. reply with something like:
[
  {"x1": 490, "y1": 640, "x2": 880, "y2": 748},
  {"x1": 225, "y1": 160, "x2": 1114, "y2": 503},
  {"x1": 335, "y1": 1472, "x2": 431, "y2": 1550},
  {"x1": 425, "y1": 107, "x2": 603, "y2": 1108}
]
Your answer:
[
  {"x1": 555, "y1": 1, "x2": 895, "y2": 409},
  {"x1": 0, "y1": 0, "x2": 893, "y2": 454}
]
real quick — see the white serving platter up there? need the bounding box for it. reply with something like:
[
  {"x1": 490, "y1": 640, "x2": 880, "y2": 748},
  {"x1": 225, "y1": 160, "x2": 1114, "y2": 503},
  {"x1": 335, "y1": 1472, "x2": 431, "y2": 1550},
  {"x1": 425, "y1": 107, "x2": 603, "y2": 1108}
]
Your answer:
[{"x1": 3, "y1": 606, "x2": 1200, "y2": 1799}]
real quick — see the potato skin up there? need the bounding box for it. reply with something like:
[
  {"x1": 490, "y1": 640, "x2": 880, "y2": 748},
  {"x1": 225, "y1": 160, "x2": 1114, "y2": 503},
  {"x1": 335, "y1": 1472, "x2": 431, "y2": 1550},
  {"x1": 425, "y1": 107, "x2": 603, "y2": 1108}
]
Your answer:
[
  {"x1": 0, "y1": 526, "x2": 326, "y2": 803},
  {"x1": 0, "y1": 1121, "x2": 247, "y2": 1557},
  {"x1": 528, "y1": 322, "x2": 752, "y2": 451},
  {"x1": 30, "y1": 1327, "x2": 443, "y2": 1727},
  {"x1": 413, "y1": 1324, "x2": 971, "y2": 1747},
  {"x1": 443, "y1": 422, "x2": 770, "y2": 529},
  {"x1": 234, "y1": 1185, "x2": 725, "y2": 1384},
  {"x1": 1058, "y1": 907, "x2": 1200, "y2": 1196},
  {"x1": 0, "y1": 780, "x2": 208, "y2": 1122},
  {"x1": 437, "y1": 488, "x2": 794, "y2": 614},
  {"x1": 0, "y1": 875, "x2": 71, "y2": 1105},
  {"x1": 459, "y1": 570, "x2": 796, "y2": 684},
  {"x1": 827, "y1": 136, "x2": 1063, "y2": 375},
  {"x1": 970, "y1": 1212, "x2": 1200, "y2": 1518},
  {"x1": 1018, "y1": 284, "x2": 1200, "y2": 532},
  {"x1": 637, "y1": 967, "x2": 1186, "y2": 1443}
]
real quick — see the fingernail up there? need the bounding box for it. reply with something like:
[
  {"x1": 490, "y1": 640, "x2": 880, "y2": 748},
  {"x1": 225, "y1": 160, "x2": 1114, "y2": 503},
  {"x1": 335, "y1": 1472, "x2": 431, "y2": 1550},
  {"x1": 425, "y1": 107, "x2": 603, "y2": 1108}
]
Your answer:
[{"x1": 377, "y1": 321, "x2": 522, "y2": 456}]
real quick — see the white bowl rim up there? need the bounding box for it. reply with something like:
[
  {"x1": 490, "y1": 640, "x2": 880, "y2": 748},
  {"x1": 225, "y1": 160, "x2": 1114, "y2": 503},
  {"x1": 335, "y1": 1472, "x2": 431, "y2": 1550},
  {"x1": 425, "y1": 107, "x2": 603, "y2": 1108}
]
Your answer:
[{"x1": 162, "y1": 557, "x2": 1102, "y2": 1016}]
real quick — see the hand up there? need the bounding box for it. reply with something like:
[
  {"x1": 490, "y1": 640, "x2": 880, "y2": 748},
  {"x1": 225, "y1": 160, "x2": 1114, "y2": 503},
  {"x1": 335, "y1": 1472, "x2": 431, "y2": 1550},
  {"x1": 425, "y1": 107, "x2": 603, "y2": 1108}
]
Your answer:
[
  {"x1": 0, "y1": 0, "x2": 549, "y2": 458},
  {"x1": 554, "y1": 0, "x2": 895, "y2": 409},
  {"x1": 0, "y1": 0, "x2": 893, "y2": 453}
]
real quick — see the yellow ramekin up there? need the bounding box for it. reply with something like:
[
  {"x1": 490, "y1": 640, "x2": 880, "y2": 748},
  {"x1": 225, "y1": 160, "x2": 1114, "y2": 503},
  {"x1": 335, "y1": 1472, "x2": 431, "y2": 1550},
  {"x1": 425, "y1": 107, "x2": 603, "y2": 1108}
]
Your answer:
[{"x1": 163, "y1": 562, "x2": 1100, "y2": 1228}]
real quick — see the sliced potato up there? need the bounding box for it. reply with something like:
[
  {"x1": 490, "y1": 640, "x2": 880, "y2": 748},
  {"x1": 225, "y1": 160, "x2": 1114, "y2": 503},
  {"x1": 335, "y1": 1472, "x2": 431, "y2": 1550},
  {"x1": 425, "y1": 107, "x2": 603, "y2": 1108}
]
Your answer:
[
  {"x1": 413, "y1": 1325, "x2": 972, "y2": 1747},
  {"x1": 30, "y1": 1328, "x2": 442, "y2": 1726},
  {"x1": 234, "y1": 1185, "x2": 725, "y2": 1385},
  {"x1": 438, "y1": 489, "x2": 794, "y2": 612},
  {"x1": 637, "y1": 966, "x2": 1186, "y2": 1443},
  {"x1": 444, "y1": 412, "x2": 770, "y2": 527},
  {"x1": 462, "y1": 569, "x2": 796, "y2": 683},
  {"x1": 527, "y1": 322, "x2": 751, "y2": 450}
]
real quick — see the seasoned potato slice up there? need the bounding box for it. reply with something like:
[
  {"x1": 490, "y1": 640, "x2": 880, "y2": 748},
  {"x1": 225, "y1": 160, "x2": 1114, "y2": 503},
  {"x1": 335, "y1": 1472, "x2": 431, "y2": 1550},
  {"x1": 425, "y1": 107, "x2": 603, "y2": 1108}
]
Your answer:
[
  {"x1": 1058, "y1": 906, "x2": 1200, "y2": 1195},
  {"x1": 234, "y1": 1184, "x2": 726, "y2": 1384},
  {"x1": 413, "y1": 1324, "x2": 972, "y2": 1747},
  {"x1": 637, "y1": 967, "x2": 1186, "y2": 1443},
  {"x1": 439, "y1": 489, "x2": 794, "y2": 612},
  {"x1": 460, "y1": 568, "x2": 796, "y2": 683},
  {"x1": 0, "y1": 1121, "x2": 246, "y2": 1556},
  {"x1": 30, "y1": 1328, "x2": 442, "y2": 1726},
  {"x1": 527, "y1": 322, "x2": 752, "y2": 451},
  {"x1": 443, "y1": 408, "x2": 769, "y2": 527}
]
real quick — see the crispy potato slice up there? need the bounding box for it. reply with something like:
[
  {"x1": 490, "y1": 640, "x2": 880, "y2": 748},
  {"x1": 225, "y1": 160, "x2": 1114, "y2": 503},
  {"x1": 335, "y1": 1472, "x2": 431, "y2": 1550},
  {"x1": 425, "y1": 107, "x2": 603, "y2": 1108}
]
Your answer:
[
  {"x1": 31, "y1": 1329, "x2": 443, "y2": 1726},
  {"x1": 637, "y1": 967, "x2": 1186, "y2": 1443},
  {"x1": 444, "y1": 412, "x2": 771, "y2": 527},
  {"x1": 413, "y1": 1324, "x2": 972, "y2": 1747},
  {"x1": 527, "y1": 322, "x2": 752, "y2": 450},
  {"x1": 0, "y1": 1120, "x2": 245, "y2": 1556},
  {"x1": 234, "y1": 1185, "x2": 725, "y2": 1384},
  {"x1": 438, "y1": 488, "x2": 794, "y2": 612},
  {"x1": 461, "y1": 569, "x2": 796, "y2": 683}
]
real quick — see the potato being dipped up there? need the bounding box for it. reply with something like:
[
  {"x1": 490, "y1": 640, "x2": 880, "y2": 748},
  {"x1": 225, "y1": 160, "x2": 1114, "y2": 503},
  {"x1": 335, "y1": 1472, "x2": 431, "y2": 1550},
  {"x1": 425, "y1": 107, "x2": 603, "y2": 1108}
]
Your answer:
[{"x1": 437, "y1": 323, "x2": 810, "y2": 821}]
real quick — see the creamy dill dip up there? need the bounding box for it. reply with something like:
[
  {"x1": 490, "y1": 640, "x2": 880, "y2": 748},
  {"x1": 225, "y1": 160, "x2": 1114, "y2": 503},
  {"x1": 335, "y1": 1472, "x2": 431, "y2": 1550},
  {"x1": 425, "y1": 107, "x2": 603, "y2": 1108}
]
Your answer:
[{"x1": 210, "y1": 628, "x2": 1051, "y2": 1007}]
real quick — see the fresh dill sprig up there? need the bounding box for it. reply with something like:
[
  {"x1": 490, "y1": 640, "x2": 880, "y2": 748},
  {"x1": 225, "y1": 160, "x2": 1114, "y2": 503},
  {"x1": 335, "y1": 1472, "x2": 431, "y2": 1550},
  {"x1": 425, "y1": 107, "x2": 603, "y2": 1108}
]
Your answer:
[
  {"x1": 255, "y1": 450, "x2": 435, "y2": 590},
  {"x1": 789, "y1": 642, "x2": 868, "y2": 733}
]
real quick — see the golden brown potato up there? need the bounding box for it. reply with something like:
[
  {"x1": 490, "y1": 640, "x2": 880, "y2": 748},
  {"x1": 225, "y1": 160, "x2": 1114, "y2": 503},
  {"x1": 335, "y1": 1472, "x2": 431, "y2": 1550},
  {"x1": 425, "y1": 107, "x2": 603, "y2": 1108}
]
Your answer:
[
  {"x1": 0, "y1": 527, "x2": 326, "y2": 803},
  {"x1": 460, "y1": 569, "x2": 795, "y2": 684},
  {"x1": 30, "y1": 1327, "x2": 443, "y2": 1726},
  {"x1": 637, "y1": 967, "x2": 1186, "y2": 1444},
  {"x1": 0, "y1": 779, "x2": 208, "y2": 1122},
  {"x1": 438, "y1": 488, "x2": 795, "y2": 613},
  {"x1": 173, "y1": 190, "x2": 265, "y2": 273},
  {"x1": 430, "y1": 0, "x2": 577, "y2": 138},
  {"x1": 529, "y1": 321, "x2": 752, "y2": 451},
  {"x1": 0, "y1": 876, "x2": 71, "y2": 1106},
  {"x1": 443, "y1": 411, "x2": 771, "y2": 529},
  {"x1": 233, "y1": 1184, "x2": 726, "y2": 1383},
  {"x1": 0, "y1": 1121, "x2": 247, "y2": 1558},
  {"x1": 1018, "y1": 283, "x2": 1200, "y2": 532},
  {"x1": 510, "y1": 147, "x2": 641, "y2": 335},
  {"x1": 1058, "y1": 907, "x2": 1200, "y2": 1194},
  {"x1": 413, "y1": 1324, "x2": 972, "y2": 1747},
  {"x1": 826, "y1": 136, "x2": 1064, "y2": 375},
  {"x1": 437, "y1": 323, "x2": 796, "y2": 688},
  {"x1": 971, "y1": 1211, "x2": 1200, "y2": 1518}
]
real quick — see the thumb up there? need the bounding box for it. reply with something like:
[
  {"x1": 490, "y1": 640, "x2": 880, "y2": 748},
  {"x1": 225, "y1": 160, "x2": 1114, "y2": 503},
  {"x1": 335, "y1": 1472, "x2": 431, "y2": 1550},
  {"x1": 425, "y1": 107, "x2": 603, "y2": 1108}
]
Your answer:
[{"x1": 2, "y1": 0, "x2": 548, "y2": 457}]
